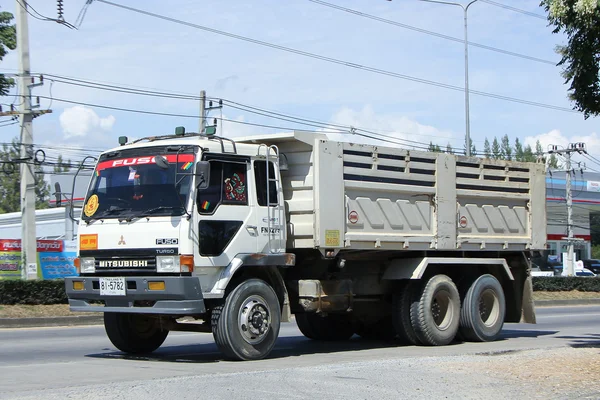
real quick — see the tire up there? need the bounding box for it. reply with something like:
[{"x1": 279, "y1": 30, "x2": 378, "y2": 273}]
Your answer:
[
  {"x1": 211, "y1": 279, "x2": 281, "y2": 361},
  {"x1": 355, "y1": 315, "x2": 396, "y2": 341},
  {"x1": 410, "y1": 275, "x2": 460, "y2": 346},
  {"x1": 392, "y1": 281, "x2": 420, "y2": 345},
  {"x1": 295, "y1": 313, "x2": 355, "y2": 341},
  {"x1": 104, "y1": 313, "x2": 169, "y2": 354},
  {"x1": 459, "y1": 274, "x2": 506, "y2": 342}
]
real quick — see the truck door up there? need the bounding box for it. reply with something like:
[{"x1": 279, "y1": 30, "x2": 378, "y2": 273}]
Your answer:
[
  {"x1": 195, "y1": 154, "x2": 257, "y2": 267},
  {"x1": 253, "y1": 158, "x2": 285, "y2": 253}
]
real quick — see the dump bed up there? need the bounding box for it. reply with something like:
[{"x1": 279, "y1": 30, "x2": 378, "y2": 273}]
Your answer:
[{"x1": 236, "y1": 132, "x2": 547, "y2": 252}]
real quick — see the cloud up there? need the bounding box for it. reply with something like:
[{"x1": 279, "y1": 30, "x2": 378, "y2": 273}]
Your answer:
[
  {"x1": 524, "y1": 129, "x2": 600, "y2": 156},
  {"x1": 59, "y1": 106, "x2": 116, "y2": 139},
  {"x1": 323, "y1": 105, "x2": 457, "y2": 150}
]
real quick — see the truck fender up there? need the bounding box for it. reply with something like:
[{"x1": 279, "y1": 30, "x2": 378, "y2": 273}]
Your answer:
[
  {"x1": 382, "y1": 257, "x2": 515, "y2": 281},
  {"x1": 210, "y1": 253, "x2": 295, "y2": 322}
]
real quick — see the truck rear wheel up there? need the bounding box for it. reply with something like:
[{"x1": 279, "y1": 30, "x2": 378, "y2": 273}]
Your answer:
[
  {"x1": 211, "y1": 279, "x2": 281, "y2": 361},
  {"x1": 459, "y1": 274, "x2": 506, "y2": 342},
  {"x1": 410, "y1": 275, "x2": 460, "y2": 346},
  {"x1": 392, "y1": 281, "x2": 420, "y2": 345},
  {"x1": 295, "y1": 313, "x2": 354, "y2": 341},
  {"x1": 104, "y1": 313, "x2": 169, "y2": 354}
]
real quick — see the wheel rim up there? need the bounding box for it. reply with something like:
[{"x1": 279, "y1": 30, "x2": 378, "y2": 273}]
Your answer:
[
  {"x1": 478, "y1": 288, "x2": 500, "y2": 327},
  {"x1": 127, "y1": 315, "x2": 158, "y2": 337},
  {"x1": 238, "y1": 295, "x2": 272, "y2": 345},
  {"x1": 431, "y1": 289, "x2": 454, "y2": 331}
]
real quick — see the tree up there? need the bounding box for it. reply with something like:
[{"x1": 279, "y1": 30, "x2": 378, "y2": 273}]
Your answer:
[
  {"x1": 0, "y1": 138, "x2": 50, "y2": 213},
  {"x1": 501, "y1": 134, "x2": 512, "y2": 160},
  {"x1": 491, "y1": 137, "x2": 502, "y2": 159},
  {"x1": 523, "y1": 144, "x2": 535, "y2": 162},
  {"x1": 535, "y1": 140, "x2": 544, "y2": 160},
  {"x1": 445, "y1": 143, "x2": 453, "y2": 154},
  {"x1": 428, "y1": 141, "x2": 442, "y2": 153},
  {"x1": 53, "y1": 154, "x2": 72, "y2": 173},
  {"x1": 514, "y1": 138, "x2": 524, "y2": 161},
  {"x1": 463, "y1": 136, "x2": 476, "y2": 156},
  {"x1": 0, "y1": 8, "x2": 16, "y2": 96},
  {"x1": 483, "y1": 138, "x2": 491, "y2": 158},
  {"x1": 540, "y1": 0, "x2": 600, "y2": 118}
]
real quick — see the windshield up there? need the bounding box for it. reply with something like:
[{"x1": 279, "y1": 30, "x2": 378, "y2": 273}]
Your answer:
[{"x1": 82, "y1": 146, "x2": 197, "y2": 221}]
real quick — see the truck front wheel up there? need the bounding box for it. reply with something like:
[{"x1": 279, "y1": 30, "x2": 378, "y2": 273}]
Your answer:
[
  {"x1": 211, "y1": 279, "x2": 281, "y2": 361},
  {"x1": 104, "y1": 313, "x2": 169, "y2": 354}
]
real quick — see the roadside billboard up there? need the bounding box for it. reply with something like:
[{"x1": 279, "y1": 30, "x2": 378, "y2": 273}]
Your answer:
[{"x1": 0, "y1": 239, "x2": 78, "y2": 280}]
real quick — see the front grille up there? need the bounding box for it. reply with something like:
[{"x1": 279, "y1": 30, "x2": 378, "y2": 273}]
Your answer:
[{"x1": 80, "y1": 248, "x2": 176, "y2": 275}]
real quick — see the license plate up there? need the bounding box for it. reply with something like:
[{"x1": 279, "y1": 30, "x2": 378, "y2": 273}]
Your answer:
[{"x1": 99, "y1": 277, "x2": 126, "y2": 296}]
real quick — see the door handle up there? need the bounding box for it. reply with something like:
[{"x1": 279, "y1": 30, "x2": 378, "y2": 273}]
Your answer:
[{"x1": 246, "y1": 225, "x2": 258, "y2": 230}]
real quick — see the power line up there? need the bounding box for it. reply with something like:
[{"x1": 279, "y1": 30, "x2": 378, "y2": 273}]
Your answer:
[
  {"x1": 480, "y1": 0, "x2": 547, "y2": 20},
  {"x1": 95, "y1": 0, "x2": 579, "y2": 114},
  {"x1": 307, "y1": 0, "x2": 556, "y2": 65},
  {"x1": 38, "y1": 75, "x2": 454, "y2": 148},
  {"x1": 37, "y1": 95, "x2": 436, "y2": 150},
  {"x1": 15, "y1": 0, "x2": 77, "y2": 29}
]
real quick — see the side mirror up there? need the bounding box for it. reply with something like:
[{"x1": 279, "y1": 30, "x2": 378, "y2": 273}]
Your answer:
[
  {"x1": 195, "y1": 161, "x2": 210, "y2": 190},
  {"x1": 154, "y1": 155, "x2": 170, "y2": 170}
]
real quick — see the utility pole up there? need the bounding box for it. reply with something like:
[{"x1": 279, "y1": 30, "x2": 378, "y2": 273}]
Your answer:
[
  {"x1": 549, "y1": 142, "x2": 587, "y2": 277},
  {"x1": 16, "y1": 0, "x2": 37, "y2": 280},
  {"x1": 1, "y1": 1, "x2": 53, "y2": 279},
  {"x1": 414, "y1": 0, "x2": 479, "y2": 156},
  {"x1": 199, "y1": 90, "x2": 206, "y2": 134}
]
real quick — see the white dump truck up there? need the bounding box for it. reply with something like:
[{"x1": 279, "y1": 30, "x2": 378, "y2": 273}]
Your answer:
[{"x1": 65, "y1": 130, "x2": 544, "y2": 360}]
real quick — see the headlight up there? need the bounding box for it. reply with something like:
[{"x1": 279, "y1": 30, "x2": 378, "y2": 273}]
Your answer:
[
  {"x1": 156, "y1": 256, "x2": 180, "y2": 273},
  {"x1": 80, "y1": 257, "x2": 95, "y2": 273}
]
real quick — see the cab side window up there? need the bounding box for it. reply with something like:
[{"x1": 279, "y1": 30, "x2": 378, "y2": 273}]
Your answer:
[
  {"x1": 254, "y1": 160, "x2": 277, "y2": 206},
  {"x1": 197, "y1": 161, "x2": 248, "y2": 214}
]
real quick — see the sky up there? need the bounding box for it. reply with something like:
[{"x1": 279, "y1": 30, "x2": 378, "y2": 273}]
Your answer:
[{"x1": 1, "y1": 0, "x2": 600, "y2": 171}]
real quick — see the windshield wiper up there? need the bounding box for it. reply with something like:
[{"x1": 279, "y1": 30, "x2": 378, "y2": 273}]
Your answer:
[
  {"x1": 124, "y1": 205, "x2": 183, "y2": 222},
  {"x1": 84, "y1": 206, "x2": 129, "y2": 224}
]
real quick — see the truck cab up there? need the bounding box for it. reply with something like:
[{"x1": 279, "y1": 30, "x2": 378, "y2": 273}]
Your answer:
[{"x1": 66, "y1": 132, "x2": 292, "y2": 360}]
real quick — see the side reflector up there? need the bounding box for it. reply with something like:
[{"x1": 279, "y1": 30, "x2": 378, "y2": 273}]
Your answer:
[
  {"x1": 148, "y1": 281, "x2": 165, "y2": 291},
  {"x1": 180, "y1": 255, "x2": 194, "y2": 273},
  {"x1": 73, "y1": 281, "x2": 84, "y2": 291},
  {"x1": 74, "y1": 257, "x2": 81, "y2": 274}
]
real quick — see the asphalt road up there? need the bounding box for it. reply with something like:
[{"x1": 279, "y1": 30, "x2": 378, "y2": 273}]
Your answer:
[{"x1": 1, "y1": 306, "x2": 599, "y2": 400}]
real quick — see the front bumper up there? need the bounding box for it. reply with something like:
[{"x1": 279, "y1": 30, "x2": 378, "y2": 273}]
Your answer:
[{"x1": 65, "y1": 276, "x2": 206, "y2": 315}]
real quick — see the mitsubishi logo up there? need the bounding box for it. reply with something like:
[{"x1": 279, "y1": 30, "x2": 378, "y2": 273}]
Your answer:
[{"x1": 118, "y1": 235, "x2": 126, "y2": 245}]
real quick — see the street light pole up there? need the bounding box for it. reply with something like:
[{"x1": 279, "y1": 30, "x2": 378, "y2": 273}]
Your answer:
[{"x1": 416, "y1": 0, "x2": 478, "y2": 156}]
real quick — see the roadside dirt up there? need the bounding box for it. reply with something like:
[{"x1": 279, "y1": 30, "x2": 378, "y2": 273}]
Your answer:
[
  {"x1": 0, "y1": 291, "x2": 598, "y2": 318},
  {"x1": 0, "y1": 304, "x2": 87, "y2": 318},
  {"x1": 439, "y1": 347, "x2": 600, "y2": 399}
]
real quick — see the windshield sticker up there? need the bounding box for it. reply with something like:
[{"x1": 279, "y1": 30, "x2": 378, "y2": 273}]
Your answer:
[
  {"x1": 224, "y1": 173, "x2": 247, "y2": 202},
  {"x1": 201, "y1": 200, "x2": 210, "y2": 210},
  {"x1": 128, "y1": 169, "x2": 137, "y2": 181},
  {"x1": 84, "y1": 194, "x2": 100, "y2": 217},
  {"x1": 181, "y1": 162, "x2": 193, "y2": 170},
  {"x1": 96, "y1": 154, "x2": 195, "y2": 171}
]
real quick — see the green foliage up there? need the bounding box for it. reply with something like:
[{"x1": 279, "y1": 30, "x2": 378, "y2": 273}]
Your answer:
[
  {"x1": 483, "y1": 138, "x2": 491, "y2": 158},
  {"x1": 514, "y1": 138, "x2": 524, "y2": 161},
  {"x1": 501, "y1": 134, "x2": 512, "y2": 160},
  {"x1": 428, "y1": 141, "x2": 442, "y2": 153},
  {"x1": 0, "y1": 279, "x2": 67, "y2": 305},
  {"x1": 532, "y1": 276, "x2": 600, "y2": 292},
  {"x1": 491, "y1": 137, "x2": 501, "y2": 159},
  {"x1": 540, "y1": 0, "x2": 600, "y2": 118},
  {"x1": 0, "y1": 9, "x2": 16, "y2": 96},
  {"x1": 445, "y1": 143, "x2": 453, "y2": 154},
  {"x1": 592, "y1": 244, "x2": 600, "y2": 258},
  {"x1": 53, "y1": 154, "x2": 72, "y2": 173},
  {"x1": 0, "y1": 138, "x2": 50, "y2": 213}
]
